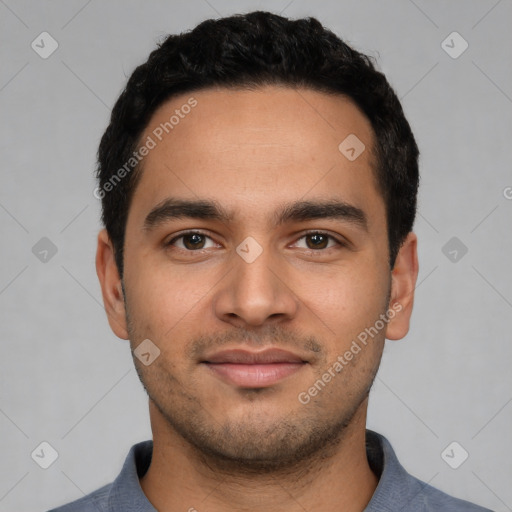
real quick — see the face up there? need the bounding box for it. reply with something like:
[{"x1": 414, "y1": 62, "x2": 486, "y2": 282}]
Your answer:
[{"x1": 97, "y1": 85, "x2": 418, "y2": 470}]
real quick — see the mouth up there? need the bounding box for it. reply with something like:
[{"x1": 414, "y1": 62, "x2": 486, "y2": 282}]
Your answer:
[{"x1": 201, "y1": 348, "x2": 308, "y2": 388}]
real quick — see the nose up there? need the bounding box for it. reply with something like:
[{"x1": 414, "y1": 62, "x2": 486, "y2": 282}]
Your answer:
[{"x1": 212, "y1": 239, "x2": 299, "y2": 328}]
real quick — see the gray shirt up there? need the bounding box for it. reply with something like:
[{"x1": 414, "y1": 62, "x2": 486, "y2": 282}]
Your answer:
[{"x1": 48, "y1": 430, "x2": 493, "y2": 511}]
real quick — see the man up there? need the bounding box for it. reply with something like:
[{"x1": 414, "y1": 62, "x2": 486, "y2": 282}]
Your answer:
[{"x1": 50, "y1": 10, "x2": 492, "y2": 512}]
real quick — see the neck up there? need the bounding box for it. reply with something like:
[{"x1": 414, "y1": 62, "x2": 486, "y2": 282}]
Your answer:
[{"x1": 140, "y1": 398, "x2": 379, "y2": 512}]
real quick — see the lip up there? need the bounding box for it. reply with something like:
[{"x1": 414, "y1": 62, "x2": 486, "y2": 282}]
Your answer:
[
  {"x1": 204, "y1": 348, "x2": 306, "y2": 364},
  {"x1": 202, "y1": 348, "x2": 308, "y2": 388}
]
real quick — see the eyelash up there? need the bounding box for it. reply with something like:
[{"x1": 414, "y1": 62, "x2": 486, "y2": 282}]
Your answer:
[{"x1": 166, "y1": 230, "x2": 345, "y2": 253}]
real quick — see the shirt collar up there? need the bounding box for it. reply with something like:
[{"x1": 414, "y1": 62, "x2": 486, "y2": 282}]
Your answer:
[
  {"x1": 106, "y1": 438, "x2": 155, "y2": 511},
  {"x1": 364, "y1": 429, "x2": 416, "y2": 511}
]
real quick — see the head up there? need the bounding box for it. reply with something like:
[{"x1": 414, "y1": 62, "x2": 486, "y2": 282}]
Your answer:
[{"x1": 96, "y1": 11, "x2": 419, "y2": 471}]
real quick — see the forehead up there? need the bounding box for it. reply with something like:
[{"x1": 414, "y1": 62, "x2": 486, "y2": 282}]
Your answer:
[{"x1": 129, "y1": 85, "x2": 382, "y2": 227}]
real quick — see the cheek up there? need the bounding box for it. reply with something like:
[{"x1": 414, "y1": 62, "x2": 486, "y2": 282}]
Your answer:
[
  {"x1": 125, "y1": 262, "x2": 217, "y2": 339},
  {"x1": 304, "y1": 263, "x2": 389, "y2": 347},
  {"x1": 308, "y1": 261, "x2": 386, "y2": 310}
]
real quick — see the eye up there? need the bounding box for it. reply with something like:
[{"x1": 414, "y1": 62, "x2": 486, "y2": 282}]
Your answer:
[
  {"x1": 292, "y1": 231, "x2": 343, "y2": 251},
  {"x1": 166, "y1": 231, "x2": 217, "y2": 251}
]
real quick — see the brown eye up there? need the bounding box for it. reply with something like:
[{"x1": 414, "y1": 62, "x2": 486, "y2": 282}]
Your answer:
[
  {"x1": 167, "y1": 231, "x2": 215, "y2": 251},
  {"x1": 305, "y1": 233, "x2": 330, "y2": 249},
  {"x1": 182, "y1": 233, "x2": 206, "y2": 250},
  {"x1": 293, "y1": 232, "x2": 342, "y2": 251}
]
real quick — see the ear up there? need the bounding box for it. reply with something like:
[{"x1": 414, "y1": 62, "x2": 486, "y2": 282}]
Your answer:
[
  {"x1": 95, "y1": 229, "x2": 129, "y2": 339},
  {"x1": 385, "y1": 232, "x2": 419, "y2": 340}
]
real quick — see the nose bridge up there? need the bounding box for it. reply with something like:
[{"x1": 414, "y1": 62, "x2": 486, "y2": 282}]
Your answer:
[
  {"x1": 236, "y1": 237, "x2": 277, "y2": 296},
  {"x1": 213, "y1": 235, "x2": 298, "y2": 326}
]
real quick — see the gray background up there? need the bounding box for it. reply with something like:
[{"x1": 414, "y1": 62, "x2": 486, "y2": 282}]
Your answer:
[{"x1": 1, "y1": 0, "x2": 511, "y2": 510}]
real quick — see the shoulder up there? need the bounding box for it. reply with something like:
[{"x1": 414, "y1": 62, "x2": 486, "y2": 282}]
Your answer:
[
  {"x1": 404, "y1": 473, "x2": 494, "y2": 511},
  {"x1": 45, "y1": 440, "x2": 153, "y2": 512},
  {"x1": 46, "y1": 482, "x2": 111, "y2": 512},
  {"x1": 366, "y1": 430, "x2": 493, "y2": 511}
]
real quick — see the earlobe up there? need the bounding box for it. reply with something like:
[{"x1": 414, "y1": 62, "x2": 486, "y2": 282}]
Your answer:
[
  {"x1": 385, "y1": 232, "x2": 419, "y2": 341},
  {"x1": 95, "y1": 229, "x2": 129, "y2": 340}
]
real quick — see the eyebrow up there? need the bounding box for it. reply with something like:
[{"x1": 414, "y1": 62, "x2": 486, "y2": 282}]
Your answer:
[{"x1": 143, "y1": 197, "x2": 368, "y2": 232}]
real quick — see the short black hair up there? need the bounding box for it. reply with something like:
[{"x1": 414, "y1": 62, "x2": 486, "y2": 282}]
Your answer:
[{"x1": 96, "y1": 10, "x2": 419, "y2": 276}]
